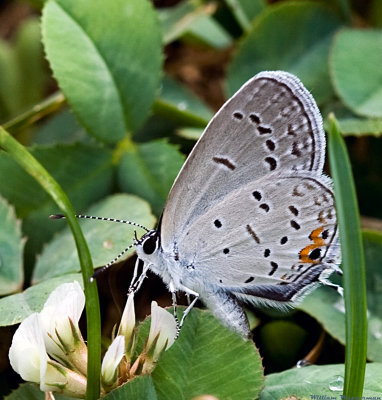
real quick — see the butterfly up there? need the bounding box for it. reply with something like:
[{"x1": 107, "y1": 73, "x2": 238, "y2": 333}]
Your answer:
[{"x1": 129, "y1": 71, "x2": 342, "y2": 338}]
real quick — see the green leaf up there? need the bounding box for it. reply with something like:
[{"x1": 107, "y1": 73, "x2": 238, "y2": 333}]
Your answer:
[
  {"x1": 103, "y1": 376, "x2": 157, "y2": 400},
  {"x1": 260, "y1": 363, "x2": 382, "y2": 399},
  {"x1": 0, "y1": 40, "x2": 19, "y2": 119},
  {"x1": 33, "y1": 109, "x2": 89, "y2": 145},
  {"x1": 0, "y1": 197, "x2": 24, "y2": 296},
  {"x1": 299, "y1": 287, "x2": 382, "y2": 363},
  {"x1": 13, "y1": 18, "x2": 46, "y2": 112},
  {"x1": 0, "y1": 143, "x2": 113, "y2": 217},
  {"x1": 0, "y1": 18, "x2": 46, "y2": 121},
  {"x1": 5, "y1": 383, "x2": 44, "y2": 400},
  {"x1": 227, "y1": 1, "x2": 342, "y2": 104},
  {"x1": 135, "y1": 307, "x2": 263, "y2": 400},
  {"x1": 328, "y1": 115, "x2": 367, "y2": 397},
  {"x1": 183, "y1": 14, "x2": 232, "y2": 49},
  {"x1": 159, "y1": 0, "x2": 216, "y2": 45},
  {"x1": 42, "y1": 0, "x2": 163, "y2": 143},
  {"x1": 153, "y1": 76, "x2": 212, "y2": 128},
  {"x1": 368, "y1": 0, "x2": 382, "y2": 27},
  {"x1": 331, "y1": 28, "x2": 382, "y2": 118},
  {"x1": 258, "y1": 320, "x2": 308, "y2": 371},
  {"x1": 335, "y1": 117, "x2": 382, "y2": 136},
  {"x1": 176, "y1": 126, "x2": 204, "y2": 140},
  {"x1": 0, "y1": 273, "x2": 82, "y2": 327},
  {"x1": 33, "y1": 194, "x2": 156, "y2": 282},
  {"x1": 224, "y1": 0, "x2": 266, "y2": 32},
  {"x1": 363, "y1": 230, "x2": 382, "y2": 361},
  {"x1": 0, "y1": 143, "x2": 113, "y2": 257},
  {"x1": 118, "y1": 139, "x2": 185, "y2": 216},
  {"x1": 5, "y1": 383, "x2": 76, "y2": 400}
]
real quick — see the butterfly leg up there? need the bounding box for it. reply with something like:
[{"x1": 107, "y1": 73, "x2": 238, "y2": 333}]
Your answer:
[
  {"x1": 169, "y1": 286, "x2": 180, "y2": 332},
  {"x1": 128, "y1": 257, "x2": 141, "y2": 290},
  {"x1": 169, "y1": 281, "x2": 199, "y2": 337},
  {"x1": 129, "y1": 259, "x2": 150, "y2": 293}
]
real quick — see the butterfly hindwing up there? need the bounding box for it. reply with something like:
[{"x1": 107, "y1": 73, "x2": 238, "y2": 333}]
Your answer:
[{"x1": 176, "y1": 174, "x2": 339, "y2": 307}]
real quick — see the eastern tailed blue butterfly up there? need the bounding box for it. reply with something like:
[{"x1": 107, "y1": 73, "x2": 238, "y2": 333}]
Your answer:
[
  {"x1": 54, "y1": 71, "x2": 342, "y2": 338},
  {"x1": 132, "y1": 71, "x2": 342, "y2": 338}
]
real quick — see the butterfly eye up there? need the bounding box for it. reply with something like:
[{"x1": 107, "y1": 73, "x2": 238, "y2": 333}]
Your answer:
[{"x1": 142, "y1": 235, "x2": 158, "y2": 255}]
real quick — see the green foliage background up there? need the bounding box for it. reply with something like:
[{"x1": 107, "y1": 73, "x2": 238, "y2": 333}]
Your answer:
[{"x1": 0, "y1": 0, "x2": 381, "y2": 399}]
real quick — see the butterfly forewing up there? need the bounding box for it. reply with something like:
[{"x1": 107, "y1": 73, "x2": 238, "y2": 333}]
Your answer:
[{"x1": 161, "y1": 72, "x2": 326, "y2": 250}]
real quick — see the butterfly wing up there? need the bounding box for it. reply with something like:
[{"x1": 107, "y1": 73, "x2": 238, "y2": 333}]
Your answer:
[
  {"x1": 161, "y1": 71, "x2": 327, "y2": 251},
  {"x1": 175, "y1": 174, "x2": 340, "y2": 307}
]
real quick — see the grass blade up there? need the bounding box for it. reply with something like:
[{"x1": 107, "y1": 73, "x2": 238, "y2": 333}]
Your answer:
[
  {"x1": 0, "y1": 126, "x2": 101, "y2": 400},
  {"x1": 327, "y1": 114, "x2": 367, "y2": 397}
]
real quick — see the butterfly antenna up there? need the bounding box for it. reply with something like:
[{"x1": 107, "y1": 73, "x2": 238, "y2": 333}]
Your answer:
[
  {"x1": 50, "y1": 213, "x2": 149, "y2": 280},
  {"x1": 90, "y1": 242, "x2": 136, "y2": 281},
  {"x1": 49, "y1": 213, "x2": 150, "y2": 232}
]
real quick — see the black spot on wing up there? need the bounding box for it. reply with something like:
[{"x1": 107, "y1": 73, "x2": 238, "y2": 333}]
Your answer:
[
  {"x1": 258, "y1": 126, "x2": 272, "y2": 135},
  {"x1": 249, "y1": 113, "x2": 260, "y2": 124},
  {"x1": 322, "y1": 229, "x2": 329, "y2": 240},
  {"x1": 214, "y1": 219, "x2": 222, "y2": 228},
  {"x1": 291, "y1": 141, "x2": 302, "y2": 157},
  {"x1": 260, "y1": 203, "x2": 270, "y2": 212},
  {"x1": 309, "y1": 248, "x2": 321, "y2": 260},
  {"x1": 269, "y1": 261, "x2": 278, "y2": 276},
  {"x1": 289, "y1": 205, "x2": 299, "y2": 216},
  {"x1": 265, "y1": 157, "x2": 277, "y2": 171},
  {"x1": 212, "y1": 156, "x2": 236, "y2": 170},
  {"x1": 252, "y1": 191, "x2": 262, "y2": 201},
  {"x1": 290, "y1": 220, "x2": 301, "y2": 230},
  {"x1": 266, "y1": 139, "x2": 275, "y2": 151},
  {"x1": 246, "y1": 224, "x2": 260, "y2": 244},
  {"x1": 233, "y1": 111, "x2": 243, "y2": 120}
]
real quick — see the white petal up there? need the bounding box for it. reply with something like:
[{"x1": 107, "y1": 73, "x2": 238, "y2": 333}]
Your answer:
[
  {"x1": 40, "y1": 281, "x2": 84, "y2": 326},
  {"x1": 101, "y1": 336, "x2": 125, "y2": 384},
  {"x1": 147, "y1": 301, "x2": 177, "y2": 359},
  {"x1": 39, "y1": 281, "x2": 85, "y2": 357},
  {"x1": 9, "y1": 313, "x2": 48, "y2": 383},
  {"x1": 118, "y1": 292, "x2": 135, "y2": 338}
]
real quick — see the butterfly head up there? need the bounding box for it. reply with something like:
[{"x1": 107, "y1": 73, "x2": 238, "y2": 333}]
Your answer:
[{"x1": 135, "y1": 229, "x2": 161, "y2": 261}]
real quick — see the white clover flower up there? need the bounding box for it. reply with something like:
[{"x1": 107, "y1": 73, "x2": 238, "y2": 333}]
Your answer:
[
  {"x1": 9, "y1": 313, "x2": 47, "y2": 384},
  {"x1": 9, "y1": 312, "x2": 86, "y2": 397},
  {"x1": 101, "y1": 335, "x2": 125, "y2": 390},
  {"x1": 39, "y1": 281, "x2": 87, "y2": 374},
  {"x1": 118, "y1": 292, "x2": 135, "y2": 358},
  {"x1": 145, "y1": 301, "x2": 177, "y2": 361},
  {"x1": 130, "y1": 301, "x2": 177, "y2": 376}
]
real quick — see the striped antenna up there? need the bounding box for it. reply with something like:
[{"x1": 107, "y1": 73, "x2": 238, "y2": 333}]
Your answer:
[
  {"x1": 91, "y1": 242, "x2": 136, "y2": 280},
  {"x1": 49, "y1": 213, "x2": 150, "y2": 279},
  {"x1": 49, "y1": 214, "x2": 150, "y2": 232}
]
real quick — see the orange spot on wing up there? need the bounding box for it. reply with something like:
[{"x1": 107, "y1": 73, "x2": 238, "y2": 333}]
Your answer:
[{"x1": 299, "y1": 227, "x2": 326, "y2": 263}]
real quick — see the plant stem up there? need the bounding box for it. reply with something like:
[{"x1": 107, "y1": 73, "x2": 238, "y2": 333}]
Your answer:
[
  {"x1": 3, "y1": 92, "x2": 65, "y2": 134},
  {"x1": 0, "y1": 126, "x2": 101, "y2": 400}
]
